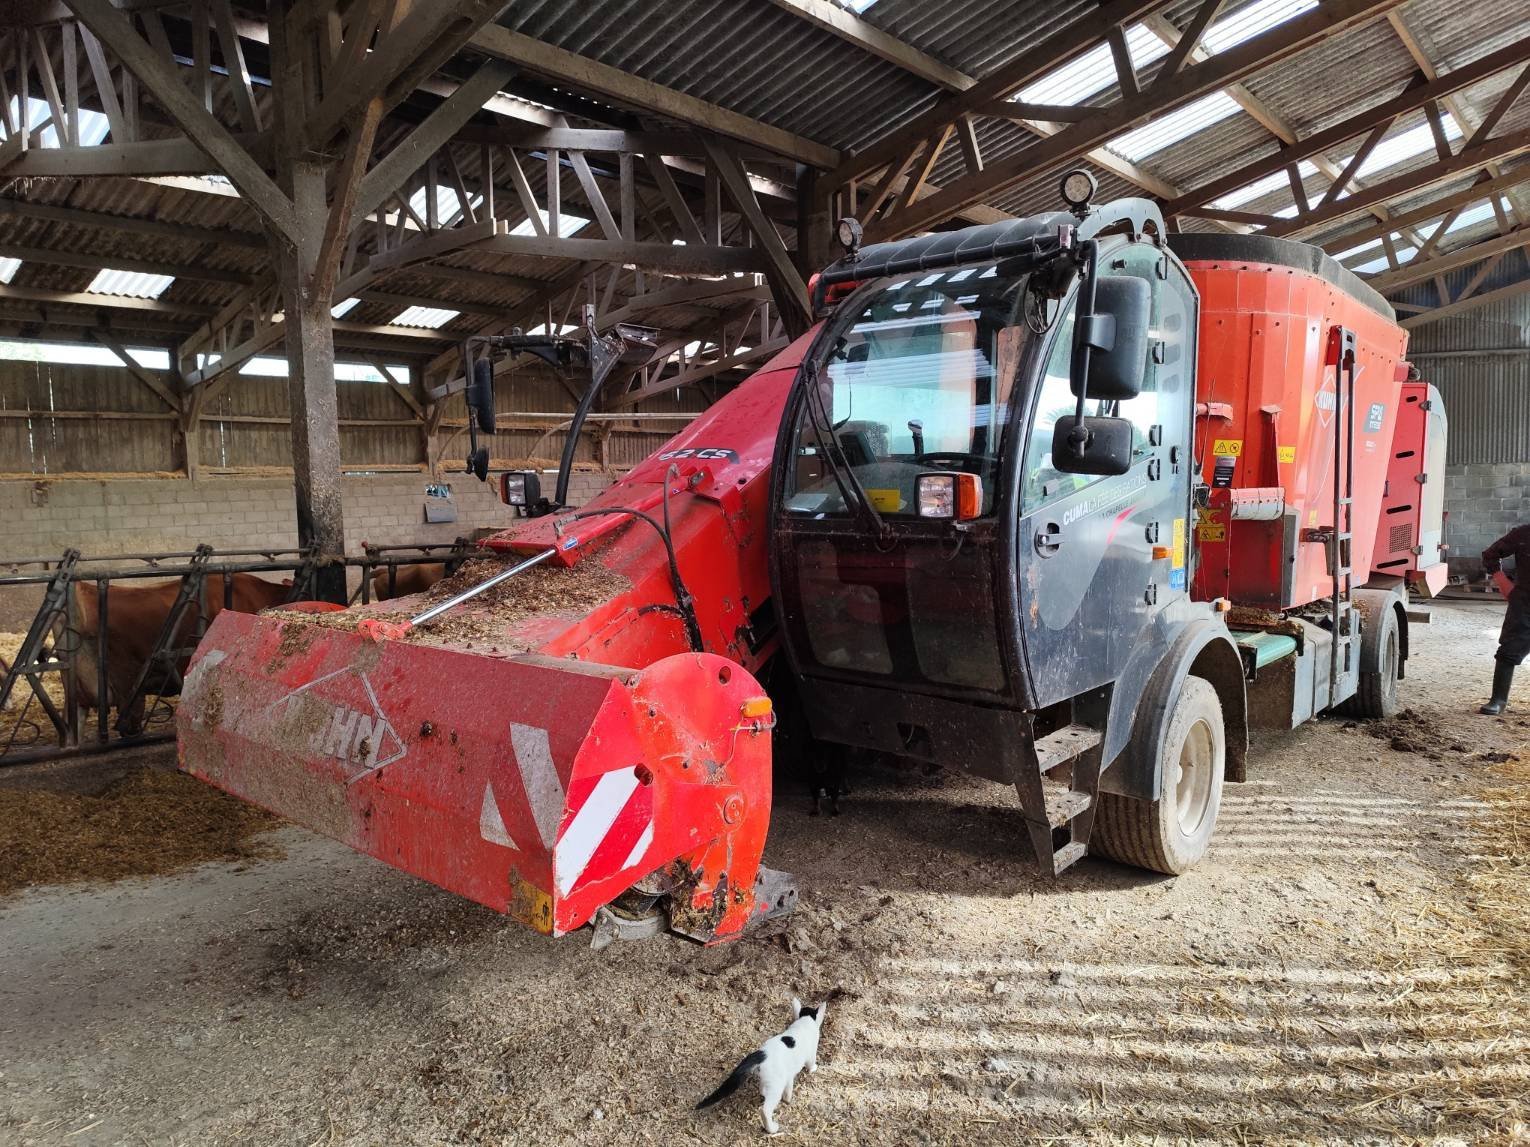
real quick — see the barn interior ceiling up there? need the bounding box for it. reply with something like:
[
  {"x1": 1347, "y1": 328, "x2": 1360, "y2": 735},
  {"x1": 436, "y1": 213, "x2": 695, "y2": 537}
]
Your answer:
[{"x1": 2, "y1": 0, "x2": 1529, "y2": 575}]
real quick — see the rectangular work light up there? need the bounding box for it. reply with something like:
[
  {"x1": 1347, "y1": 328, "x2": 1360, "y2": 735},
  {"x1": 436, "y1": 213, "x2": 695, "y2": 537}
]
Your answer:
[
  {"x1": 916, "y1": 473, "x2": 983, "y2": 521},
  {"x1": 500, "y1": 469, "x2": 541, "y2": 508}
]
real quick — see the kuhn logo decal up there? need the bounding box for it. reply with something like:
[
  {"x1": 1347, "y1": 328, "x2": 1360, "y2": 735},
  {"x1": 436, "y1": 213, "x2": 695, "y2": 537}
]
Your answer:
[
  {"x1": 656, "y1": 446, "x2": 739, "y2": 463},
  {"x1": 268, "y1": 667, "x2": 406, "y2": 784}
]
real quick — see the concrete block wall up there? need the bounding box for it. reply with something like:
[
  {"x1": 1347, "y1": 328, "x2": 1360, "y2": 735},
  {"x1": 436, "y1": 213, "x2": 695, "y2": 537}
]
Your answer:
[
  {"x1": 0, "y1": 470, "x2": 616, "y2": 629},
  {"x1": 1443, "y1": 462, "x2": 1530, "y2": 576}
]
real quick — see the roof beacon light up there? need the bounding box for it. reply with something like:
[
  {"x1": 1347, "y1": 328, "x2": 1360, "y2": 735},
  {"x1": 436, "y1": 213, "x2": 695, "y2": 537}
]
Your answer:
[{"x1": 1060, "y1": 168, "x2": 1098, "y2": 217}]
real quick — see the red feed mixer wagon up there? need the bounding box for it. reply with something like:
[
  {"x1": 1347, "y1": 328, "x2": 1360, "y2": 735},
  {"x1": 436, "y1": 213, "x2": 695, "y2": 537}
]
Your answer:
[{"x1": 179, "y1": 182, "x2": 1447, "y2": 947}]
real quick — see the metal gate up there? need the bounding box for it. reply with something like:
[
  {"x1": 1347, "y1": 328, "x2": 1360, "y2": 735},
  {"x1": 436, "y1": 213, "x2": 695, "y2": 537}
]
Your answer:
[{"x1": 0, "y1": 539, "x2": 471, "y2": 766}]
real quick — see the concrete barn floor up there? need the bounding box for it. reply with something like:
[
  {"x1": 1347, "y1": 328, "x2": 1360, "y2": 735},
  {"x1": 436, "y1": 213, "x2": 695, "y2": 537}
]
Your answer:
[{"x1": 1, "y1": 601, "x2": 1527, "y2": 1146}]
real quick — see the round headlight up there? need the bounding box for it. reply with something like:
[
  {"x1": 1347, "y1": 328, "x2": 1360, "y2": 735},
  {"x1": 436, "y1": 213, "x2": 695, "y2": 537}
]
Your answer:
[
  {"x1": 1059, "y1": 169, "x2": 1098, "y2": 211},
  {"x1": 836, "y1": 216, "x2": 863, "y2": 254}
]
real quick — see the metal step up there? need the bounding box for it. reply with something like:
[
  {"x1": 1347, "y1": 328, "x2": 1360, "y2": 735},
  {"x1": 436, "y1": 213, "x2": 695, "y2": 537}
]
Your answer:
[
  {"x1": 1051, "y1": 841, "x2": 1088, "y2": 875},
  {"x1": 1034, "y1": 723, "x2": 1103, "y2": 773},
  {"x1": 1041, "y1": 782, "x2": 1093, "y2": 828}
]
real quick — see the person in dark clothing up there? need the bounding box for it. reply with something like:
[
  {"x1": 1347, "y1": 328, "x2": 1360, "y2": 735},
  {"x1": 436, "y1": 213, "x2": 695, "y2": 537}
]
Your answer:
[{"x1": 1479, "y1": 524, "x2": 1530, "y2": 714}]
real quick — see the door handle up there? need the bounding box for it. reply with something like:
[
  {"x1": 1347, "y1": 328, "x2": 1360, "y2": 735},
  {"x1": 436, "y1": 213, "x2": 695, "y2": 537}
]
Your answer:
[{"x1": 1035, "y1": 521, "x2": 1063, "y2": 557}]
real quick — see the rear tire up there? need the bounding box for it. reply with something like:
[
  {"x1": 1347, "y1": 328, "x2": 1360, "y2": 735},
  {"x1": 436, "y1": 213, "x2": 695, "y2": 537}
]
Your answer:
[
  {"x1": 1094, "y1": 676, "x2": 1225, "y2": 875},
  {"x1": 1339, "y1": 605, "x2": 1401, "y2": 718}
]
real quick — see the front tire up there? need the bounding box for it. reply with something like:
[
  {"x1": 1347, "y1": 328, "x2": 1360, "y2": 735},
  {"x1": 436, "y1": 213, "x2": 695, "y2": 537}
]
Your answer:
[{"x1": 1094, "y1": 676, "x2": 1225, "y2": 874}]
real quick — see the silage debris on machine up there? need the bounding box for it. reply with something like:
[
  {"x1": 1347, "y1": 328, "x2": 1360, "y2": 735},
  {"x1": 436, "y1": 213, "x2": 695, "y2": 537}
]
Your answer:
[{"x1": 267, "y1": 558, "x2": 631, "y2": 652}]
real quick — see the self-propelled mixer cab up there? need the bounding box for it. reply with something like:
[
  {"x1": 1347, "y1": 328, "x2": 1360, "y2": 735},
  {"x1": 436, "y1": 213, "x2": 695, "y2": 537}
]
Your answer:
[{"x1": 769, "y1": 179, "x2": 1251, "y2": 877}]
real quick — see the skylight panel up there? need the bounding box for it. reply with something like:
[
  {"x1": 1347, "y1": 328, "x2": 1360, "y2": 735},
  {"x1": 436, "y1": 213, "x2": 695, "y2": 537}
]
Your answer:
[
  {"x1": 842, "y1": 0, "x2": 880, "y2": 10},
  {"x1": 526, "y1": 323, "x2": 579, "y2": 336},
  {"x1": 389, "y1": 306, "x2": 459, "y2": 329},
  {"x1": 407, "y1": 185, "x2": 483, "y2": 227},
  {"x1": 1201, "y1": 0, "x2": 1318, "y2": 54},
  {"x1": 87, "y1": 268, "x2": 174, "y2": 298},
  {"x1": 1444, "y1": 198, "x2": 1512, "y2": 235},
  {"x1": 1336, "y1": 116, "x2": 1462, "y2": 181},
  {"x1": 1015, "y1": 24, "x2": 1169, "y2": 107},
  {"x1": 331, "y1": 297, "x2": 362, "y2": 318},
  {"x1": 510, "y1": 210, "x2": 591, "y2": 239},
  {"x1": 1213, "y1": 161, "x2": 1320, "y2": 209},
  {"x1": 1333, "y1": 237, "x2": 1384, "y2": 261},
  {"x1": 1353, "y1": 247, "x2": 1416, "y2": 275},
  {"x1": 4, "y1": 97, "x2": 110, "y2": 148},
  {"x1": 0, "y1": 257, "x2": 19, "y2": 285},
  {"x1": 1108, "y1": 91, "x2": 1242, "y2": 159}
]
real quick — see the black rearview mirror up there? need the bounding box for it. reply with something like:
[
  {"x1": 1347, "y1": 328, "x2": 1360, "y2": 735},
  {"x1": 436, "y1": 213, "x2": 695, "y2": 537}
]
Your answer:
[
  {"x1": 1051, "y1": 415, "x2": 1133, "y2": 477},
  {"x1": 1072, "y1": 275, "x2": 1151, "y2": 400},
  {"x1": 468, "y1": 357, "x2": 497, "y2": 434}
]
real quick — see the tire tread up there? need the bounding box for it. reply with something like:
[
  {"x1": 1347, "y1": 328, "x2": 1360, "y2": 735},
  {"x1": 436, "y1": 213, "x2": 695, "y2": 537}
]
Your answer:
[{"x1": 1092, "y1": 676, "x2": 1222, "y2": 874}]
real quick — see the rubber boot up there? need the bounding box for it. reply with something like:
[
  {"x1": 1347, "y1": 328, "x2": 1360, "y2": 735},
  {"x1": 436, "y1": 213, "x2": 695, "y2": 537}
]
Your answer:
[{"x1": 1480, "y1": 660, "x2": 1515, "y2": 715}]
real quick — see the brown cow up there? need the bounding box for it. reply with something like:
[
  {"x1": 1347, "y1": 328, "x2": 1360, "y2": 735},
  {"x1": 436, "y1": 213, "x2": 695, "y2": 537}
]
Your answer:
[
  {"x1": 68, "y1": 573, "x2": 291, "y2": 735},
  {"x1": 370, "y1": 563, "x2": 447, "y2": 601}
]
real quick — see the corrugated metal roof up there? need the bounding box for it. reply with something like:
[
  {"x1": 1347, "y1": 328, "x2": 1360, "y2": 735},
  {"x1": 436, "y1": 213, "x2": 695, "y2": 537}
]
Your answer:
[{"x1": 0, "y1": 0, "x2": 1526, "y2": 376}]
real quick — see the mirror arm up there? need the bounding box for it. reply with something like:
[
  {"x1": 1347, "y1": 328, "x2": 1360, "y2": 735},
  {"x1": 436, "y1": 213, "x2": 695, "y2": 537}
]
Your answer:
[
  {"x1": 461, "y1": 342, "x2": 487, "y2": 478},
  {"x1": 1068, "y1": 239, "x2": 1100, "y2": 459}
]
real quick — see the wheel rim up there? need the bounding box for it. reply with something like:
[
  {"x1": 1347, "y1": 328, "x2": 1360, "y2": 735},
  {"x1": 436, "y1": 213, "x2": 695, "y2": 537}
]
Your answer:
[
  {"x1": 1382, "y1": 626, "x2": 1399, "y2": 697},
  {"x1": 1174, "y1": 718, "x2": 1216, "y2": 836}
]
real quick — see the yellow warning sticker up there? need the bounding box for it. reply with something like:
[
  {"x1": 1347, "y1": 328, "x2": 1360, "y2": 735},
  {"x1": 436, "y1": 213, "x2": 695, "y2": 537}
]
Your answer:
[
  {"x1": 865, "y1": 487, "x2": 902, "y2": 513},
  {"x1": 1276, "y1": 445, "x2": 1296, "y2": 464},
  {"x1": 1198, "y1": 522, "x2": 1226, "y2": 543},
  {"x1": 1172, "y1": 517, "x2": 1186, "y2": 569},
  {"x1": 1212, "y1": 438, "x2": 1243, "y2": 456}
]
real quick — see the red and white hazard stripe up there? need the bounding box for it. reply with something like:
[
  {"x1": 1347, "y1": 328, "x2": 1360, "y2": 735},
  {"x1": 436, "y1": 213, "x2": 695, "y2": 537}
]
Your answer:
[
  {"x1": 554, "y1": 766, "x2": 654, "y2": 896},
  {"x1": 478, "y1": 722, "x2": 655, "y2": 899}
]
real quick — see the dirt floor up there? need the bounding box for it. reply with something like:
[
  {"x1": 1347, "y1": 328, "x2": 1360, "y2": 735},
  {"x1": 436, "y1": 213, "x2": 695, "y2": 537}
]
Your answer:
[{"x1": 1, "y1": 601, "x2": 1526, "y2": 1146}]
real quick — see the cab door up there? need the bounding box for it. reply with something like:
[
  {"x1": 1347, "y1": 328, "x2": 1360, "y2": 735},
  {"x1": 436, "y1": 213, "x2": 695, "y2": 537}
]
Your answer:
[{"x1": 1014, "y1": 239, "x2": 1196, "y2": 708}]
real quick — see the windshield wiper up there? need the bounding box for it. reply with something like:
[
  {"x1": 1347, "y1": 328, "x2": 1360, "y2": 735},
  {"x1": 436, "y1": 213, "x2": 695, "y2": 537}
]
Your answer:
[{"x1": 801, "y1": 356, "x2": 890, "y2": 541}]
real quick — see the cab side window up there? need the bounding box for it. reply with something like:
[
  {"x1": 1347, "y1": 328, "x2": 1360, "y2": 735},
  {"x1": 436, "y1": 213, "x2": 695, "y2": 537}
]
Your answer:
[
  {"x1": 1020, "y1": 241, "x2": 1170, "y2": 513},
  {"x1": 1106, "y1": 242, "x2": 1166, "y2": 449},
  {"x1": 1020, "y1": 307, "x2": 1100, "y2": 511}
]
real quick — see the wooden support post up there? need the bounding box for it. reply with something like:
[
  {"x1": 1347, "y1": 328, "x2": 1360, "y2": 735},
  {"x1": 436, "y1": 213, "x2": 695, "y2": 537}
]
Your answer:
[
  {"x1": 278, "y1": 161, "x2": 348, "y2": 601},
  {"x1": 796, "y1": 166, "x2": 832, "y2": 280}
]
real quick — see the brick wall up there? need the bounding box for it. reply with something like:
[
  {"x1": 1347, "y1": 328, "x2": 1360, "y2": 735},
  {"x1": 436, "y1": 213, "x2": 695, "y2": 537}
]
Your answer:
[
  {"x1": 0, "y1": 469, "x2": 615, "y2": 629},
  {"x1": 1443, "y1": 462, "x2": 1530, "y2": 576}
]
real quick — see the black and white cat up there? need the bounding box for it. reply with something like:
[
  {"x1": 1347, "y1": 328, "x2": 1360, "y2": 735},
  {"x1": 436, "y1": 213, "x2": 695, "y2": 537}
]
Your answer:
[{"x1": 696, "y1": 996, "x2": 827, "y2": 1136}]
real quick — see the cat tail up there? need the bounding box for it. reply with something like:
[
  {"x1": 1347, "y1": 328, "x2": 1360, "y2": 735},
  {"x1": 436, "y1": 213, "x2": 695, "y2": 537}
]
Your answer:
[{"x1": 696, "y1": 1050, "x2": 767, "y2": 1110}]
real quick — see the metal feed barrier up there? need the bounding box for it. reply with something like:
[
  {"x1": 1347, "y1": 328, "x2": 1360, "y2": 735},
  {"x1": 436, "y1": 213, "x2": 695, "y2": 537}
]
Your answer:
[{"x1": 0, "y1": 540, "x2": 471, "y2": 766}]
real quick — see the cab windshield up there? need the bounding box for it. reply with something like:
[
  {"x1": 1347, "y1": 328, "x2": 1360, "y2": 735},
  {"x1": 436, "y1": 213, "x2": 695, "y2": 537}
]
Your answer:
[{"x1": 786, "y1": 265, "x2": 1027, "y2": 517}]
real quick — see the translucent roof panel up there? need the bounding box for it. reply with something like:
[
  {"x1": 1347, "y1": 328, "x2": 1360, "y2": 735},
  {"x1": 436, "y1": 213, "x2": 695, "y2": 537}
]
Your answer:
[
  {"x1": 389, "y1": 306, "x2": 460, "y2": 328},
  {"x1": 0, "y1": 256, "x2": 20, "y2": 285},
  {"x1": 1014, "y1": 0, "x2": 1317, "y2": 111},
  {"x1": 1334, "y1": 236, "x2": 1384, "y2": 261},
  {"x1": 1015, "y1": 25, "x2": 1168, "y2": 107},
  {"x1": 1337, "y1": 116, "x2": 1462, "y2": 182},
  {"x1": 1108, "y1": 92, "x2": 1243, "y2": 160},
  {"x1": 1213, "y1": 160, "x2": 1320, "y2": 209},
  {"x1": 86, "y1": 268, "x2": 175, "y2": 298},
  {"x1": 1353, "y1": 246, "x2": 1416, "y2": 274},
  {"x1": 509, "y1": 210, "x2": 590, "y2": 239},
  {"x1": 1201, "y1": 0, "x2": 1320, "y2": 55},
  {"x1": 4, "y1": 97, "x2": 110, "y2": 148},
  {"x1": 331, "y1": 297, "x2": 362, "y2": 318},
  {"x1": 1443, "y1": 197, "x2": 1513, "y2": 235},
  {"x1": 407, "y1": 185, "x2": 483, "y2": 228}
]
